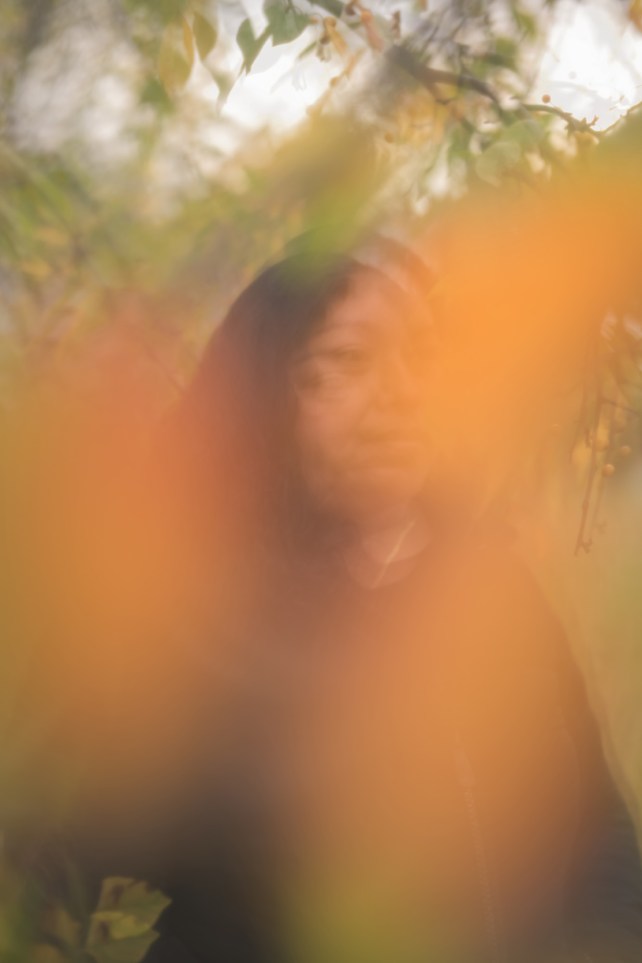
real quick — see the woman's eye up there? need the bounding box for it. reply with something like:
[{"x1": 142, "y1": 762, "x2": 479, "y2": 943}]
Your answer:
[
  {"x1": 294, "y1": 361, "x2": 362, "y2": 396},
  {"x1": 326, "y1": 347, "x2": 369, "y2": 369},
  {"x1": 292, "y1": 364, "x2": 339, "y2": 393},
  {"x1": 292, "y1": 346, "x2": 372, "y2": 396}
]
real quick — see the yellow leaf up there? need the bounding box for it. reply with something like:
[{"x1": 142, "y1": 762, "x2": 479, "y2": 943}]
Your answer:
[
  {"x1": 629, "y1": 0, "x2": 642, "y2": 30},
  {"x1": 34, "y1": 225, "x2": 68, "y2": 247},
  {"x1": 182, "y1": 16, "x2": 194, "y2": 69},
  {"x1": 324, "y1": 18, "x2": 347, "y2": 56},
  {"x1": 360, "y1": 9, "x2": 384, "y2": 51},
  {"x1": 20, "y1": 259, "x2": 51, "y2": 279},
  {"x1": 158, "y1": 24, "x2": 192, "y2": 93}
]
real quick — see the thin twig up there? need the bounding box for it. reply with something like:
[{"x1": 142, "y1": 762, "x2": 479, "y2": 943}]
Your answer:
[
  {"x1": 386, "y1": 45, "x2": 502, "y2": 106},
  {"x1": 522, "y1": 103, "x2": 599, "y2": 133},
  {"x1": 575, "y1": 393, "x2": 602, "y2": 555},
  {"x1": 310, "y1": 0, "x2": 607, "y2": 134}
]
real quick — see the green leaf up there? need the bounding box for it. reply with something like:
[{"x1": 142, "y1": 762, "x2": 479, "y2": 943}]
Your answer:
[
  {"x1": 481, "y1": 35, "x2": 518, "y2": 70},
  {"x1": 209, "y1": 69, "x2": 233, "y2": 103},
  {"x1": 512, "y1": 4, "x2": 538, "y2": 38},
  {"x1": 110, "y1": 914, "x2": 155, "y2": 941},
  {"x1": 193, "y1": 12, "x2": 218, "y2": 60},
  {"x1": 447, "y1": 125, "x2": 472, "y2": 164},
  {"x1": 504, "y1": 119, "x2": 545, "y2": 150},
  {"x1": 86, "y1": 932, "x2": 158, "y2": 963},
  {"x1": 157, "y1": 0, "x2": 189, "y2": 25},
  {"x1": 236, "y1": 18, "x2": 268, "y2": 71},
  {"x1": 139, "y1": 76, "x2": 173, "y2": 112},
  {"x1": 475, "y1": 140, "x2": 522, "y2": 184},
  {"x1": 93, "y1": 878, "x2": 170, "y2": 928},
  {"x1": 264, "y1": 0, "x2": 310, "y2": 45},
  {"x1": 85, "y1": 879, "x2": 171, "y2": 963},
  {"x1": 129, "y1": 0, "x2": 190, "y2": 26}
]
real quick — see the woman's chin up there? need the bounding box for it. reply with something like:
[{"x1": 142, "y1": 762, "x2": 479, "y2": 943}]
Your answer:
[{"x1": 341, "y1": 469, "x2": 429, "y2": 520}]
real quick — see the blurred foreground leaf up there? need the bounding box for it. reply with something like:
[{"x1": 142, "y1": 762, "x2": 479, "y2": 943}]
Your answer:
[
  {"x1": 265, "y1": 0, "x2": 310, "y2": 46},
  {"x1": 237, "y1": 18, "x2": 269, "y2": 71},
  {"x1": 85, "y1": 878, "x2": 170, "y2": 963}
]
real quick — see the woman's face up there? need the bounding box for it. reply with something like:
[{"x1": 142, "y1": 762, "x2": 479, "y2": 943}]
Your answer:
[{"x1": 291, "y1": 273, "x2": 434, "y2": 524}]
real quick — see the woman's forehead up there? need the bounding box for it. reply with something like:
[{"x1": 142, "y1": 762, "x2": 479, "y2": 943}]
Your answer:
[{"x1": 311, "y1": 274, "x2": 425, "y2": 341}]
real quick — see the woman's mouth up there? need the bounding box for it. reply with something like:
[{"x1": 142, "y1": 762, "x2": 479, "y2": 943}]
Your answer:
[{"x1": 352, "y1": 438, "x2": 426, "y2": 468}]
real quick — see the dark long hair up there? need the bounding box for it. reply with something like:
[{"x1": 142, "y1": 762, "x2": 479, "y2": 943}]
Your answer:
[{"x1": 167, "y1": 252, "x2": 404, "y2": 573}]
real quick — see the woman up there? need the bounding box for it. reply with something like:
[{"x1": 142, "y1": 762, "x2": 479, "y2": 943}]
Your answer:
[{"x1": 143, "y1": 250, "x2": 642, "y2": 963}]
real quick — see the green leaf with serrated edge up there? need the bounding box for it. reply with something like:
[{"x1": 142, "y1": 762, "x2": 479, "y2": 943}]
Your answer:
[
  {"x1": 93, "y1": 878, "x2": 170, "y2": 929},
  {"x1": 110, "y1": 914, "x2": 154, "y2": 940},
  {"x1": 236, "y1": 18, "x2": 268, "y2": 70},
  {"x1": 91, "y1": 911, "x2": 123, "y2": 923},
  {"x1": 96, "y1": 876, "x2": 170, "y2": 925},
  {"x1": 193, "y1": 12, "x2": 217, "y2": 60},
  {"x1": 85, "y1": 879, "x2": 170, "y2": 963},
  {"x1": 264, "y1": 0, "x2": 310, "y2": 45},
  {"x1": 86, "y1": 931, "x2": 158, "y2": 963}
]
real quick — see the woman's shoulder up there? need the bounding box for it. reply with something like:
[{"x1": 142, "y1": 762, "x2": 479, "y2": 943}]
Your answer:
[{"x1": 435, "y1": 513, "x2": 548, "y2": 611}]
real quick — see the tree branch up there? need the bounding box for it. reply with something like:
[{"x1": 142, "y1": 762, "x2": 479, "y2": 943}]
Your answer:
[
  {"x1": 309, "y1": 0, "x2": 603, "y2": 134},
  {"x1": 386, "y1": 44, "x2": 502, "y2": 106},
  {"x1": 522, "y1": 102, "x2": 598, "y2": 133}
]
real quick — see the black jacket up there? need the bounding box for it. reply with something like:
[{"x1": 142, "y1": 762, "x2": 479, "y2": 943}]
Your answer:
[{"x1": 76, "y1": 525, "x2": 642, "y2": 963}]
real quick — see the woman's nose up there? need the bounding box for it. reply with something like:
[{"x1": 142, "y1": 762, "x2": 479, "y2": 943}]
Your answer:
[{"x1": 375, "y1": 352, "x2": 421, "y2": 410}]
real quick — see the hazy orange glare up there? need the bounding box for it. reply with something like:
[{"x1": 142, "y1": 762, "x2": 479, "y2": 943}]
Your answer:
[
  {"x1": 408, "y1": 169, "x2": 642, "y2": 510},
  {"x1": 5, "y1": 158, "x2": 642, "y2": 958}
]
